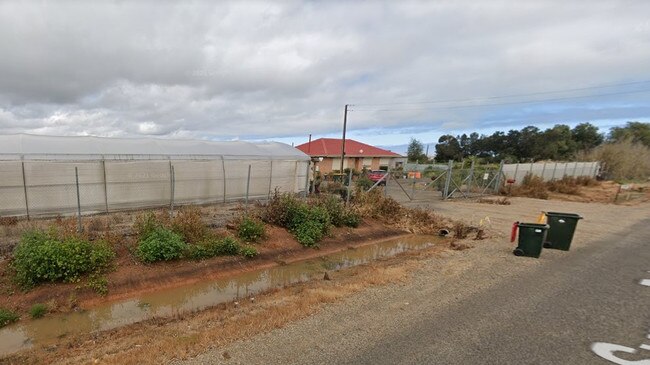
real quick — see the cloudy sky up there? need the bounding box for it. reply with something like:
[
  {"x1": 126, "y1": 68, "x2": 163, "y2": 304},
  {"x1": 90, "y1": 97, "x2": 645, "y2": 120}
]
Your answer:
[{"x1": 1, "y1": 1, "x2": 649, "y2": 150}]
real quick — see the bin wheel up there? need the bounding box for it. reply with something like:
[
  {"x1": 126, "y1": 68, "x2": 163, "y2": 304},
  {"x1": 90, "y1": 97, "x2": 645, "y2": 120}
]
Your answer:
[
  {"x1": 543, "y1": 242, "x2": 552, "y2": 248},
  {"x1": 513, "y1": 248, "x2": 525, "y2": 256}
]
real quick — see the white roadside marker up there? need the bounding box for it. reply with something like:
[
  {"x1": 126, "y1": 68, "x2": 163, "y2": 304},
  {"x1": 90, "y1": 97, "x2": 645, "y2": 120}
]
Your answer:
[{"x1": 640, "y1": 344, "x2": 650, "y2": 350}]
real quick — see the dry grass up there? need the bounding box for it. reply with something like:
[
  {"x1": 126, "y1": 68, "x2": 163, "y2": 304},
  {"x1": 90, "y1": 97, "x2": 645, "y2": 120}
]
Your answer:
[
  {"x1": 508, "y1": 173, "x2": 601, "y2": 200},
  {"x1": 3, "y1": 247, "x2": 436, "y2": 365},
  {"x1": 475, "y1": 197, "x2": 511, "y2": 205},
  {"x1": 581, "y1": 139, "x2": 650, "y2": 181}
]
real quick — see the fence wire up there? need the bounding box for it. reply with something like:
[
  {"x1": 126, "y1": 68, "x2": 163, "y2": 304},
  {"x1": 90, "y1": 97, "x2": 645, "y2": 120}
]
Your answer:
[{"x1": 0, "y1": 158, "x2": 309, "y2": 218}]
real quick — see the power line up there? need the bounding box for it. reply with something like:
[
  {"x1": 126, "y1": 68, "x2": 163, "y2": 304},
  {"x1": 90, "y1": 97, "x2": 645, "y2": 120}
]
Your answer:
[
  {"x1": 352, "y1": 79, "x2": 650, "y2": 108},
  {"x1": 352, "y1": 88, "x2": 650, "y2": 112}
]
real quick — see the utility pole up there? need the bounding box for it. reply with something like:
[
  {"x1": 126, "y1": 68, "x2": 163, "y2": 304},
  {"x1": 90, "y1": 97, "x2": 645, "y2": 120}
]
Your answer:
[{"x1": 339, "y1": 104, "x2": 349, "y2": 173}]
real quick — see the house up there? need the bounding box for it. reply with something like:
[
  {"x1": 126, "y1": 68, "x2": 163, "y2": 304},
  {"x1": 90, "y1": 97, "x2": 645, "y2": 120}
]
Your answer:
[{"x1": 296, "y1": 138, "x2": 405, "y2": 174}]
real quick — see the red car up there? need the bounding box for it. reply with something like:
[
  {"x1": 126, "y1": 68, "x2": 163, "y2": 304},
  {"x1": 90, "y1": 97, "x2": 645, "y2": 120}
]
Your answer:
[{"x1": 368, "y1": 170, "x2": 387, "y2": 185}]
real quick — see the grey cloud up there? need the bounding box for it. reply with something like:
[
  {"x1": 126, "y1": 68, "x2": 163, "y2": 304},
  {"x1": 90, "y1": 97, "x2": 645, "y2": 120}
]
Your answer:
[{"x1": 0, "y1": 0, "x2": 649, "y2": 141}]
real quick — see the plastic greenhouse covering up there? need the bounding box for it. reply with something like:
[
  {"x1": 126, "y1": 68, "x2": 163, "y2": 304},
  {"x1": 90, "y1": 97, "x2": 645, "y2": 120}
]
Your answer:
[{"x1": 0, "y1": 134, "x2": 310, "y2": 217}]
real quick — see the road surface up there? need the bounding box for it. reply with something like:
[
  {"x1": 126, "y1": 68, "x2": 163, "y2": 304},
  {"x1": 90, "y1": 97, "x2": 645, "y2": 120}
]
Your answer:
[{"x1": 179, "y1": 199, "x2": 650, "y2": 365}]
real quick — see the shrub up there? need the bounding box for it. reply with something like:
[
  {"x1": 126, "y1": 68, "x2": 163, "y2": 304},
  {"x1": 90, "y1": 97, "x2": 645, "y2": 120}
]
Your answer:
[
  {"x1": 291, "y1": 220, "x2": 325, "y2": 247},
  {"x1": 261, "y1": 190, "x2": 302, "y2": 227},
  {"x1": 237, "y1": 216, "x2": 266, "y2": 243},
  {"x1": 312, "y1": 195, "x2": 346, "y2": 227},
  {"x1": 289, "y1": 205, "x2": 331, "y2": 247},
  {"x1": 355, "y1": 175, "x2": 374, "y2": 191},
  {"x1": 0, "y1": 308, "x2": 19, "y2": 327},
  {"x1": 171, "y1": 207, "x2": 208, "y2": 244},
  {"x1": 188, "y1": 236, "x2": 242, "y2": 259},
  {"x1": 133, "y1": 211, "x2": 164, "y2": 239},
  {"x1": 341, "y1": 211, "x2": 361, "y2": 228},
  {"x1": 136, "y1": 227, "x2": 187, "y2": 263},
  {"x1": 29, "y1": 303, "x2": 47, "y2": 319},
  {"x1": 12, "y1": 230, "x2": 115, "y2": 288},
  {"x1": 240, "y1": 245, "x2": 259, "y2": 258}
]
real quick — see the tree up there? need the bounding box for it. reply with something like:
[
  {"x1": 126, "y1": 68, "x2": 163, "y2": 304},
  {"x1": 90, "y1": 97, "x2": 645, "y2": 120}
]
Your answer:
[
  {"x1": 609, "y1": 122, "x2": 650, "y2": 147},
  {"x1": 406, "y1": 138, "x2": 427, "y2": 163},
  {"x1": 434, "y1": 135, "x2": 463, "y2": 162},
  {"x1": 572, "y1": 122, "x2": 604, "y2": 151}
]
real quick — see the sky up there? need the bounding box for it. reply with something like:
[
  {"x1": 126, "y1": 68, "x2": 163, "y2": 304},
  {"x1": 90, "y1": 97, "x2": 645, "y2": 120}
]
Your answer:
[{"x1": 1, "y1": 1, "x2": 650, "y2": 152}]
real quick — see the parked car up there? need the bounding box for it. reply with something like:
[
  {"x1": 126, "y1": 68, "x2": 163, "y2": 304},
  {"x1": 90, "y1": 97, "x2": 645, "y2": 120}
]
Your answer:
[{"x1": 368, "y1": 170, "x2": 387, "y2": 185}]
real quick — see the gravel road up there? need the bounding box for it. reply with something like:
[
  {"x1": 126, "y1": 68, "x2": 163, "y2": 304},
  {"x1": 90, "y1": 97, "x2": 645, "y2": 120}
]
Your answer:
[{"x1": 176, "y1": 197, "x2": 650, "y2": 365}]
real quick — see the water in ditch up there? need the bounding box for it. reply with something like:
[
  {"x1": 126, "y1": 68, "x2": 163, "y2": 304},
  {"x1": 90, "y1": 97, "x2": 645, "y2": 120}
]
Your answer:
[{"x1": 0, "y1": 234, "x2": 443, "y2": 357}]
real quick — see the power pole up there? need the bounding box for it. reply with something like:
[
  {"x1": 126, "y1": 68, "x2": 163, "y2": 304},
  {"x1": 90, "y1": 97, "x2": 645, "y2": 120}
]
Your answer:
[{"x1": 339, "y1": 104, "x2": 349, "y2": 173}]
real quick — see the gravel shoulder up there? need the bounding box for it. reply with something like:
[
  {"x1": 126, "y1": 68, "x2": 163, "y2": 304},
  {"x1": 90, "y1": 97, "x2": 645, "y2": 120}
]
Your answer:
[{"x1": 176, "y1": 197, "x2": 650, "y2": 365}]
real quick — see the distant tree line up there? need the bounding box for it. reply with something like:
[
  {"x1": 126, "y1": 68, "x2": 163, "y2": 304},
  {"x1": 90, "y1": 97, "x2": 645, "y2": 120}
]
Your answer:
[{"x1": 406, "y1": 121, "x2": 650, "y2": 163}]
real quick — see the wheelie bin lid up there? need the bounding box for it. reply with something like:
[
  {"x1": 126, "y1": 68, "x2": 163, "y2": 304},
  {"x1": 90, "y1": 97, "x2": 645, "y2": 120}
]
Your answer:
[
  {"x1": 516, "y1": 223, "x2": 550, "y2": 229},
  {"x1": 545, "y1": 212, "x2": 583, "y2": 219}
]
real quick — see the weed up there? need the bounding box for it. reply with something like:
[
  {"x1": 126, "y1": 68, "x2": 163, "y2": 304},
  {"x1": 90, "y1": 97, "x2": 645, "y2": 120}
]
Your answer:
[
  {"x1": 240, "y1": 245, "x2": 259, "y2": 258},
  {"x1": 237, "y1": 216, "x2": 266, "y2": 243},
  {"x1": 86, "y1": 273, "x2": 109, "y2": 296},
  {"x1": 188, "y1": 236, "x2": 241, "y2": 259},
  {"x1": 136, "y1": 227, "x2": 187, "y2": 263},
  {"x1": 29, "y1": 303, "x2": 47, "y2": 319},
  {"x1": 171, "y1": 208, "x2": 208, "y2": 244},
  {"x1": 453, "y1": 221, "x2": 469, "y2": 239},
  {"x1": 0, "y1": 308, "x2": 19, "y2": 327},
  {"x1": 12, "y1": 230, "x2": 115, "y2": 288}
]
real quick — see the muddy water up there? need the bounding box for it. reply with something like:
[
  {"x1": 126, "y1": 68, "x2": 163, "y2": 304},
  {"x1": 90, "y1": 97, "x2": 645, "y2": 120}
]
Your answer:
[{"x1": 0, "y1": 235, "x2": 442, "y2": 357}]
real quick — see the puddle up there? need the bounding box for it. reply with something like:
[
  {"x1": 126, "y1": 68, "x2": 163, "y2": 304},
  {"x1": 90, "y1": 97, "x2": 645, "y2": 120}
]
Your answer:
[{"x1": 0, "y1": 235, "x2": 442, "y2": 357}]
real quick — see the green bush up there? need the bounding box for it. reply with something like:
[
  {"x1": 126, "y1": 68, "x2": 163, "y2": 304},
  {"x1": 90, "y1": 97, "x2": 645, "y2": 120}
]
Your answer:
[
  {"x1": 133, "y1": 211, "x2": 163, "y2": 239},
  {"x1": 355, "y1": 175, "x2": 374, "y2": 191},
  {"x1": 0, "y1": 308, "x2": 19, "y2": 327},
  {"x1": 136, "y1": 227, "x2": 187, "y2": 263},
  {"x1": 29, "y1": 303, "x2": 47, "y2": 319},
  {"x1": 240, "y1": 245, "x2": 259, "y2": 258},
  {"x1": 188, "y1": 236, "x2": 242, "y2": 259},
  {"x1": 12, "y1": 230, "x2": 115, "y2": 288},
  {"x1": 313, "y1": 195, "x2": 346, "y2": 227},
  {"x1": 342, "y1": 211, "x2": 361, "y2": 228},
  {"x1": 262, "y1": 190, "x2": 303, "y2": 227},
  {"x1": 288, "y1": 205, "x2": 331, "y2": 247},
  {"x1": 291, "y1": 220, "x2": 325, "y2": 247},
  {"x1": 237, "y1": 216, "x2": 266, "y2": 242}
]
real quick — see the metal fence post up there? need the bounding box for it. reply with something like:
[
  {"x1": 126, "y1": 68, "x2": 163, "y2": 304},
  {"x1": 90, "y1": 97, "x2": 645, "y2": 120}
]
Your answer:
[
  {"x1": 169, "y1": 165, "x2": 175, "y2": 217},
  {"x1": 580, "y1": 162, "x2": 586, "y2": 177},
  {"x1": 551, "y1": 162, "x2": 558, "y2": 180},
  {"x1": 467, "y1": 160, "x2": 475, "y2": 194},
  {"x1": 221, "y1": 156, "x2": 227, "y2": 203},
  {"x1": 101, "y1": 159, "x2": 109, "y2": 213},
  {"x1": 384, "y1": 167, "x2": 390, "y2": 197},
  {"x1": 21, "y1": 160, "x2": 30, "y2": 220},
  {"x1": 572, "y1": 161, "x2": 578, "y2": 177},
  {"x1": 304, "y1": 162, "x2": 310, "y2": 198},
  {"x1": 563, "y1": 163, "x2": 568, "y2": 178},
  {"x1": 541, "y1": 162, "x2": 547, "y2": 182},
  {"x1": 513, "y1": 163, "x2": 519, "y2": 182},
  {"x1": 494, "y1": 160, "x2": 504, "y2": 194},
  {"x1": 443, "y1": 160, "x2": 453, "y2": 199},
  {"x1": 528, "y1": 162, "x2": 533, "y2": 177},
  {"x1": 245, "y1": 164, "x2": 251, "y2": 212},
  {"x1": 268, "y1": 160, "x2": 273, "y2": 199},
  {"x1": 75, "y1": 167, "x2": 82, "y2": 233}
]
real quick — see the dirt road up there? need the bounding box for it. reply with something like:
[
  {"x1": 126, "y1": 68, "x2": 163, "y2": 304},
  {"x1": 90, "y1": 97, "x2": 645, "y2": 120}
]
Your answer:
[{"x1": 177, "y1": 197, "x2": 650, "y2": 365}]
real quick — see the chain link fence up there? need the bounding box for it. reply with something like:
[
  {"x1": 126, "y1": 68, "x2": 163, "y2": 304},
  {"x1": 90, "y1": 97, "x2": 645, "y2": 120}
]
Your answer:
[{"x1": 378, "y1": 160, "x2": 600, "y2": 201}]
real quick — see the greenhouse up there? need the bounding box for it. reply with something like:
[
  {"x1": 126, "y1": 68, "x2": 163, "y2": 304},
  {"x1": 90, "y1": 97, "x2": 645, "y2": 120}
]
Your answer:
[{"x1": 0, "y1": 134, "x2": 310, "y2": 218}]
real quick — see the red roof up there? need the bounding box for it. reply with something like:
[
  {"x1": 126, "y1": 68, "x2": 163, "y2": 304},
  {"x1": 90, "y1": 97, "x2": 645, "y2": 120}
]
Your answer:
[{"x1": 296, "y1": 138, "x2": 402, "y2": 157}]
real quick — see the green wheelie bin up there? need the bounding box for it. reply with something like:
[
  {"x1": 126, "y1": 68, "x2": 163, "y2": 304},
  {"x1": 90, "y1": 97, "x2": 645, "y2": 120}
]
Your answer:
[
  {"x1": 543, "y1": 212, "x2": 583, "y2": 251},
  {"x1": 513, "y1": 223, "x2": 549, "y2": 258}
]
